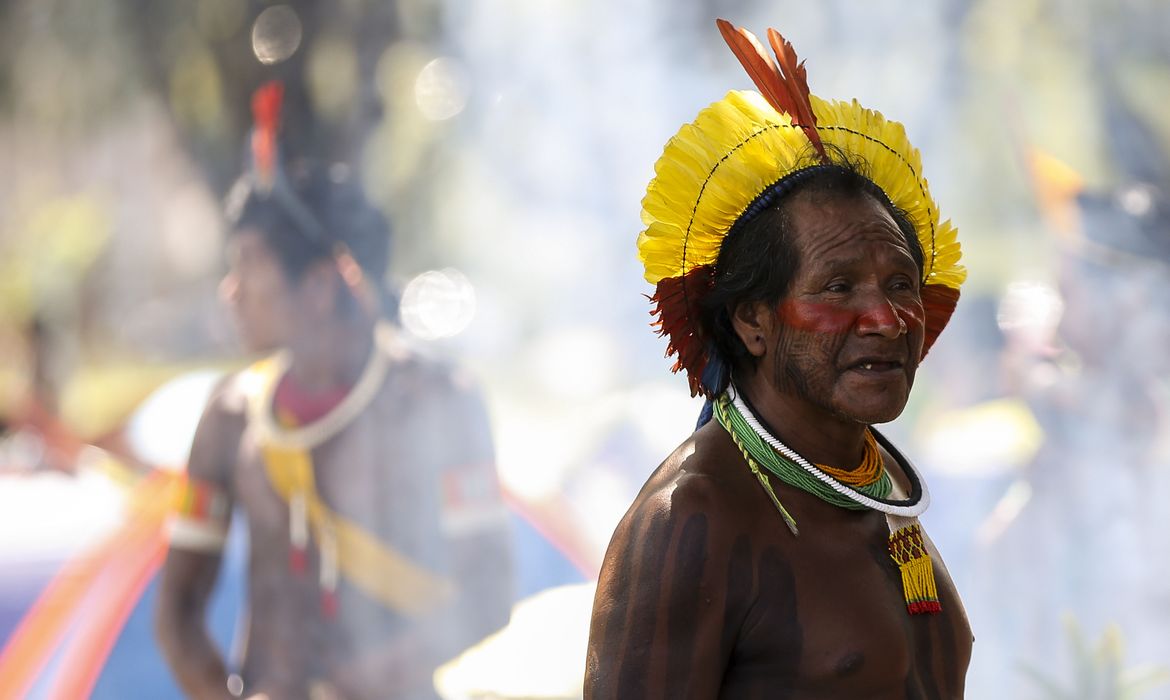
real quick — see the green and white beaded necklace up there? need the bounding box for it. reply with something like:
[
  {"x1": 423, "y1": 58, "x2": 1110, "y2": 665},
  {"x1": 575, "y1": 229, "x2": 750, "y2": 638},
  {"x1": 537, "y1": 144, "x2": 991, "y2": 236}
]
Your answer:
[{"x1": 714, "y1": 389, "x2": 941, "y2": 614}]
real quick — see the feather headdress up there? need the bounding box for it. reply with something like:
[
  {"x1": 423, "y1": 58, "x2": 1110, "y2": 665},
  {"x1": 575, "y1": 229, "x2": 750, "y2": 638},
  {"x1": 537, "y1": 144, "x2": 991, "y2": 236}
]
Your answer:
[
  {"x1": 638, "y1": 19, "x2": 965, "y2": 397},
  {"x1": 238, "y1": 82, "x2": 379, "y2": 316},
  {"x1": 240, "y1": 80, "x2": 328, "y2": 247}
]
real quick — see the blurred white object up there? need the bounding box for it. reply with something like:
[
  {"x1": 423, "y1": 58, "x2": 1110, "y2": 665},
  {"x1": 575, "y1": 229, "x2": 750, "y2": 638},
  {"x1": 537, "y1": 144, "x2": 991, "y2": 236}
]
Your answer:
[
  {"x1": 527, "y1": 327, "x2": 619, "y2": 401},
  {"x1": 0, "y1": 459, "x2": 127, "y2": 564},
  {"x1": 124, "y1": 369, "x2": 223, "y2": 470},
  {"x1": 996, "y1": 280, "x2": 1063, "y2": 348},
  {"x1": 435, "y1": 583, "x2": 594, "y2": 700}
]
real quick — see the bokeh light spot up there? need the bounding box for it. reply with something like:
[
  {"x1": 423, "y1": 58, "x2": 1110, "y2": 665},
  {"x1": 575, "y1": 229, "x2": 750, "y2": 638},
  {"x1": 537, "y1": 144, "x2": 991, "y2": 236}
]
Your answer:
[
  {"x1": 251, "y1": 5, "x2": 303, "y2": 65},
  {"x1": 1117, "y1": 183, "x2": 1155, "y2": 218},
  {"x1": 414, "y1": 57, "x2": 469, "y2": 121},
  {"x1": 996, "y1": 280, "x2": 1063, "y2": 334},
  {"x1": 400, "y1": 268, "x2": 477, "y2": 340}
]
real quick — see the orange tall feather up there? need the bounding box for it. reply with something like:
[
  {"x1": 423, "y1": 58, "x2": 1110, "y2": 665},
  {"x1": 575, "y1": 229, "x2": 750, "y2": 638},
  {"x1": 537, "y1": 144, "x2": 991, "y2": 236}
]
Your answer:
[
  {"x1": 716, "y1": 19, "x2": 826, "y2": 160},
  {"x1": 251, "y1": 81, "x2": 284, "y2": 189},
  {"x1": 716, "y1": 19, "x2": 788, "y2": 119}
]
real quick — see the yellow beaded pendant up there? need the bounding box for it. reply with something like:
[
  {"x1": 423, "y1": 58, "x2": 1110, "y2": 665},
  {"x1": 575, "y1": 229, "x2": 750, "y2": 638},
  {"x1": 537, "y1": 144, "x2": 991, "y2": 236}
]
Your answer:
[{"x1": 888, "y1": 523, "x2": 941, "y2": 614}]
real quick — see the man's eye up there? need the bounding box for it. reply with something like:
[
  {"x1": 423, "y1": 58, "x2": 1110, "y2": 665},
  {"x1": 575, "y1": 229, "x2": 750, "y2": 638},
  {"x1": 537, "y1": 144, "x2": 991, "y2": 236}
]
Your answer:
[{"x1": 826, "y1": 282, "x2": 850, "y2": 293}]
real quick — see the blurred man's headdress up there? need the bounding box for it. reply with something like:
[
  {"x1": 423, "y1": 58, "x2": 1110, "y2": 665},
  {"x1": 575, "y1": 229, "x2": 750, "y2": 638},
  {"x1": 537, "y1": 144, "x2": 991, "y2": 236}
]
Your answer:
[
  {"x1": 227, "y1": 81, "x2": 328, "y2": 247},
  {"x1": 228, "y1": 81, "x2": 378, "y2": 314},
  {"x1": 638, "y1": 20, "x2": 966, "y2": 397}
]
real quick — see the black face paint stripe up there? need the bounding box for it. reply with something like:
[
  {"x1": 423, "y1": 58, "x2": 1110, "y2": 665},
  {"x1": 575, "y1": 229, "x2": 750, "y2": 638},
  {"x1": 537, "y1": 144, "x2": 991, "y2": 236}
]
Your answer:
[
  {"x1": 591, "y1": 502, "x2": 652, "y2": 697},
  {"x1": 613, "y1": 504, "x2": 674, "y2": 695},
  {"x1": 756, "y1": 546, "x2": 802, "y2": 699},
  {"x1": 904, "y1": 670, "x2": 927, "y2": 700},
  {"x1": 720, "y1": 534, "x2": 754, "y2": 664},
  {"x1": 665, "y1": 514, "x2": 711, "y2": 697}
]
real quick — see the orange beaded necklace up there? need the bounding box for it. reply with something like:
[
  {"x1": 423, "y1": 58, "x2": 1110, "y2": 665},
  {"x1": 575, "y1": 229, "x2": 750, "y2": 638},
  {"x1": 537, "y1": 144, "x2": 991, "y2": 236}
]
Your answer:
[{"x1": 813, "y1": 431, "x2": 884, "y2": 487}]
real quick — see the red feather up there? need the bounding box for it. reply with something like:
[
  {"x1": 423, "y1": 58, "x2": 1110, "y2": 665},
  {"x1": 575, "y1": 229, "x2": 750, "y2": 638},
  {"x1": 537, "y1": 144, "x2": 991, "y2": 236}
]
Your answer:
[
  {"x1": 920, "y1": 284, "x2": 960, "y2": 360},
  {"x1": 716, "y1": 19, "x2": 790, "y2": 123},
  {"x1": 716, "y1": 19, "x2": 826, "y2": 161},
  {"x1": 766, "y1": 28, "x2": 825, "y2": 158},
  {"x1": 649, "y1": 266, "x2": 716, "y2": 397},
  {"x1": 250, "y1": 81, "x2": 284, "y2": 188}
]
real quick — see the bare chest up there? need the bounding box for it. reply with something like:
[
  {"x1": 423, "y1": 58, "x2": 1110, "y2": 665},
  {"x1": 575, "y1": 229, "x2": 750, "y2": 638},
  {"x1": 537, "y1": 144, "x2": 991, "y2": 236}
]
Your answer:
[{"x1": 725, "y1": 516, "x2": 972, "y2": 699}]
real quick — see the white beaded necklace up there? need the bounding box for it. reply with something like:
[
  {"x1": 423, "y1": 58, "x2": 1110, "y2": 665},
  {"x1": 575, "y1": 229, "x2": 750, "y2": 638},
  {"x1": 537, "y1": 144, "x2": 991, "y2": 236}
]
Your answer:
[
  {"x1": 247, "y1": 321, "x2": 397, "y2": 450},
  {"x1": 729, "y1": 388, "x2": 930, "y2": 517}
]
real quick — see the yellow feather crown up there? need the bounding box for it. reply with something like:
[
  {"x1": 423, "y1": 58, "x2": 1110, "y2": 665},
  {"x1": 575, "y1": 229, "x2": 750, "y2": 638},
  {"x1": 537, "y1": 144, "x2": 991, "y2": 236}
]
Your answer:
[
  {"x1": 638, "y1": 26, "x2": 965, "y2": 397},
  {"x1": 638, "y1": 90, "x2": 965, "y2": 290}
]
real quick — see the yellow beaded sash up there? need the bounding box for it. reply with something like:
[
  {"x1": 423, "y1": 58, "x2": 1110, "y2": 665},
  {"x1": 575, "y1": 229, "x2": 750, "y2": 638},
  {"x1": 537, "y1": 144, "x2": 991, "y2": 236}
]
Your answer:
[{"x1": 244, "y1": 336, "x2": 454, "y2": 618}]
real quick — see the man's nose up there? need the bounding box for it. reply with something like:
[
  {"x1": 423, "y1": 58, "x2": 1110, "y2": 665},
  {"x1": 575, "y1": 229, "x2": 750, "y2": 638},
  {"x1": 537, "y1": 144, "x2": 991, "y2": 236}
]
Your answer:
[{"x1": 856, "y1": 294, "x2": 906, "y2": 338}]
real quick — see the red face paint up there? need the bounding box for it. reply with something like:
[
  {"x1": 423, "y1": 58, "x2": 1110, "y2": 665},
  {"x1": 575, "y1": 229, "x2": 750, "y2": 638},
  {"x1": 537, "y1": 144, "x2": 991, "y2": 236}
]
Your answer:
[
  {"x1": 779, "y1": 298, "x2": 925, "y2": 335},
  {"x1": 777, "y1": 299, "x2": 856, "y2": 334},
  {"x1": 858, "y1": 299, "x2": 925, "y2": 337}
]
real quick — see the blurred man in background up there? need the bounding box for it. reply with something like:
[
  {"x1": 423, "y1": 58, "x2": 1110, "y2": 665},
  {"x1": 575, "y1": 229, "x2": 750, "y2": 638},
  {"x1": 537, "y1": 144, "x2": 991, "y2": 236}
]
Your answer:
[
  {"x1": 155, "y1": 84, "x2": 512, "y2": 700},
  {"x1": 970, "y1": 178, "x2": 1170, "y2": 696}
]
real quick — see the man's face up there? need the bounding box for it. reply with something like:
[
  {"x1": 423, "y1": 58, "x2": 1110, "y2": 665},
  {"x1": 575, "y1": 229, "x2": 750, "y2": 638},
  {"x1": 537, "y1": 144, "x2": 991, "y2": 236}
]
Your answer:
[
  {"x1": 220, "y1": 227, "x2": 299, "y2": 353},
  {"x1": 765, "y1": 191, "x2": 925, "y2": 425}
]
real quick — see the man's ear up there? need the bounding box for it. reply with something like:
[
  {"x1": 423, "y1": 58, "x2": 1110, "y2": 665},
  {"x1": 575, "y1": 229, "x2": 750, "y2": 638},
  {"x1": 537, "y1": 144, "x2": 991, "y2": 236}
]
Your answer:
[
  {"x1": 730, "y1": 300, "x2": 775, "y2": 358},
  {"x1": 299, "y1": 259, "x2": 340, "y2": 317}
]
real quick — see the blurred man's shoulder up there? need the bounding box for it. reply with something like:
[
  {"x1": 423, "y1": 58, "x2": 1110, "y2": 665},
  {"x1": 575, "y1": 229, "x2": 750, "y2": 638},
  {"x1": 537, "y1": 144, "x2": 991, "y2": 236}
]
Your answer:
[
  {"x1": 200, "y1": 368, "x2": 254, "y2": 421},
  {"x1": 381, "y1": 331, "x2": 482, "y2": 400}
]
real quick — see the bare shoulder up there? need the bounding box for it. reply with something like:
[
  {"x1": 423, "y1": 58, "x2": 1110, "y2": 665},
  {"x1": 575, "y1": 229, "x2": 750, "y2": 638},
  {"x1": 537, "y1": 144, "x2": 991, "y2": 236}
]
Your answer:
[
  {"x1": 381, "y1": 334, "x2": 481, "y2": 403},
  {"x1": 605, "y1": 419, "x2": 757, "y2": 566},
  {"x1": 192, "y1": 368, "x2": 254, "y2": 440},
  {"x1": 373, "y1": 333, "x2": 493, "y2": 462},
  {"x1": 630, "y1": 419, "x2": 753, "y2": 523},
  {"x1": 587, "y1": 420, "x2": 763, "y2": 697},
  {"x1": 206, "y1": 368, "x2": 253, "y2": 419},
  {"x1": 185, "y1": 370, "x2": 251, "y2": 483},
  {"x1": 595, "y1": 421, "x2": 749, "y2": 596}
]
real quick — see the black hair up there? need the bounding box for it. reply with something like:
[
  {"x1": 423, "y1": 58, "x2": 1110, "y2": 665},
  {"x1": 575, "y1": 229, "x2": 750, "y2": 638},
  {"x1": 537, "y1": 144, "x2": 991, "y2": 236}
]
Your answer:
[
  {"x1": 224, "y1": 161, "x2": 396, "y2": 318},
  {"x1": 226, "y1": 162, "x2": 391, "y2": 287},
  {"x1": 699, "y1": 155, "x2": 925, "y2": 394}
]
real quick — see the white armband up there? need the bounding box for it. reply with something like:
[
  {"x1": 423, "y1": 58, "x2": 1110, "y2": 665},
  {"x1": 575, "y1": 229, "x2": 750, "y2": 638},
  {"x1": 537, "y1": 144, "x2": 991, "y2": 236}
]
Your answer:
[{"x1": 167, "y1": 515, "x2": 229, "y2": 552}]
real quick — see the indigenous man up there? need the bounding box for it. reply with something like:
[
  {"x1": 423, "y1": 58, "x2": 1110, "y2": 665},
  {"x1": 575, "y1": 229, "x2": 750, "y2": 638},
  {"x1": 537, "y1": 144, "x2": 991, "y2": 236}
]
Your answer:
[
  {"x1": 586, "y1": 20, "x2": 971, "y2": 698},
  {"x1": 155, "y1": 83, "x2": 512, "y2": 700}
]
